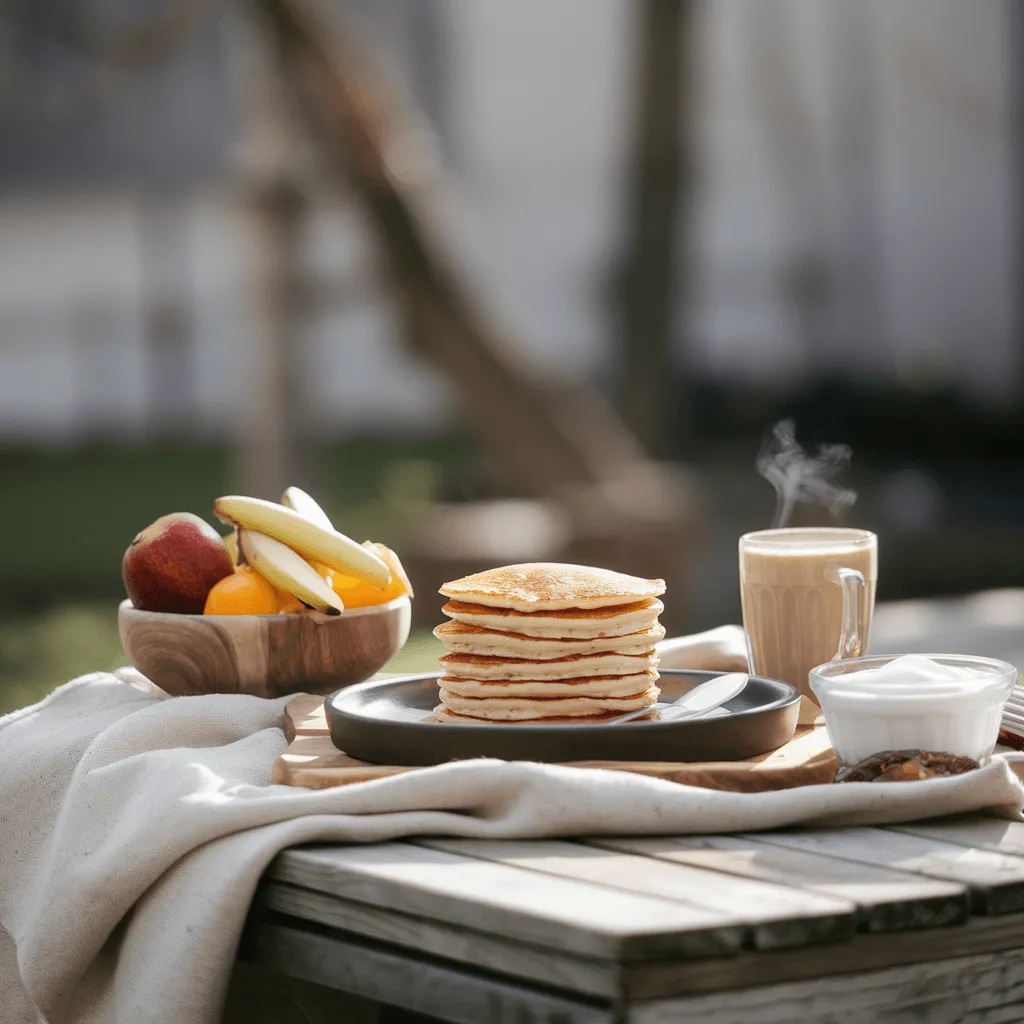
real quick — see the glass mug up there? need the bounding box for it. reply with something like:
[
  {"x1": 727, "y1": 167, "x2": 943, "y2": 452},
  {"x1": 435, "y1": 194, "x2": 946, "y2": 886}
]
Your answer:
[{"x1": 739, "y1": 527, "x2": 878, "y2": 699}]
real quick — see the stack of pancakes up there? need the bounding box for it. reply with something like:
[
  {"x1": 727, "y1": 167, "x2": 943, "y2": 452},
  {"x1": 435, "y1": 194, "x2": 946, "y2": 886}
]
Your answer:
[{"x1": 432, "y1": 563, "x2": 666, "y2": 722}]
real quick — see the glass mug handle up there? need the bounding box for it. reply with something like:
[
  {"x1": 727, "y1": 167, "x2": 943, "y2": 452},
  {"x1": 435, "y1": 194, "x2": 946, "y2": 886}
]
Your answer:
[{"x1": 832, "y1": 566, "x2": 865, "y2": 661}]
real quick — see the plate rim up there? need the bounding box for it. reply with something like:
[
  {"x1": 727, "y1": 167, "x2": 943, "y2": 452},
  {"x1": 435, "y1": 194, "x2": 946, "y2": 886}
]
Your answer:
[{"x1": 327, "y1": 668, "x2": 800, "y2": 732}]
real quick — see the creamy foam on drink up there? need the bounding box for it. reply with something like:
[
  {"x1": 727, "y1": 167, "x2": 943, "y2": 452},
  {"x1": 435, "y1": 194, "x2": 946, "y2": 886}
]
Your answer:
[{"x1": 740, "y1": 527, "x2": 877, "y2": 696}]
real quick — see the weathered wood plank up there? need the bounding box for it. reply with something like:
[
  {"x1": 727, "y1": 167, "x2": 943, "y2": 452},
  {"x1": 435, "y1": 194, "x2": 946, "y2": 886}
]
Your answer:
[
  {"x1": 420, "y1": 838, "x2": 855, "y2": 951},
  {"x1": 888, "y1": 814, "x2": 1024, "y2": 857},
  {"x1": 627, "y1": 946, "x2": 1024, "y2": 1024},
  {"x1": 253, "y1": 898, "x2": 1024, "y2": 1007},
  {"x1": 620, "y1": 910, "x2": 1024, "y2": 1002},
  {"x1": 260, "y1": 880, "x2": 622, "y2": 997},
  {"x1": 245, "y1": 918, "x2": 613, "y2": 1024},
  {"x1": 272, "y1": 843, "x2": 740, "y2": 961},
  {"x1": 593, "y1": 834, "x2": 968, "y2": 932},
  {"x1": 747, "y1": 827, "x2": 1024, "y2": 914}
]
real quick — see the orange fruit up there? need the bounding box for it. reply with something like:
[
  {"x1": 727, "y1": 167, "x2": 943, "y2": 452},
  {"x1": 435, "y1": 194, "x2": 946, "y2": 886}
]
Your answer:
[
  {"x1": 275, "y1": 589, "x2": 305, "y2": 614},
  {"x1": 329, "y1": 543, "x2": 413, "y2": 608},
  {"x1": 203, "y1": 566, "x2": 278, "y2": 615},
  {"x1": 329, "y1": 574, "x2": 382, "y2": 608},
  {"x1": 328, "y1": 570, "x2": 361, "y2": 592}
]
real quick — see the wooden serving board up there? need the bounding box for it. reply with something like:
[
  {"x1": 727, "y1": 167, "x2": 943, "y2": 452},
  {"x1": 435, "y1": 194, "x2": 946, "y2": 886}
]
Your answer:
[{"x1": 272, "y1": 695, "x2": 837, "y2": 793}]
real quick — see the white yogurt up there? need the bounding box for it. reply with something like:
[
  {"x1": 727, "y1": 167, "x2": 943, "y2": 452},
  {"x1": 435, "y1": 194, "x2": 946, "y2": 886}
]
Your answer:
[{"x1": 809, "y1": 654, "x2": 1017, "y2": 764}]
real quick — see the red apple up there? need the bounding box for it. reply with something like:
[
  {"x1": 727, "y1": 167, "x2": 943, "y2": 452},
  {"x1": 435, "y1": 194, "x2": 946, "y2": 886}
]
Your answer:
[{"x1": 122, "y1": 513, "x2": 234, "y2": 614}]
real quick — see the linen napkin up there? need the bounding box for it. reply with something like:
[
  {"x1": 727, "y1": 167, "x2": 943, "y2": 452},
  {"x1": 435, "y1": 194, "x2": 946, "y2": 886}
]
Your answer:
[{"x1": 2, "y1": 640, "x2": 1022, "y2": 1024}]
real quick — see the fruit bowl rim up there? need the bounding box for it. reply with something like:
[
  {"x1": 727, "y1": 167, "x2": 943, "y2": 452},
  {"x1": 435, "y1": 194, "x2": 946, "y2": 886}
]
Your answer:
[{"x1": 118, "y1": 594, "x2": 411, "y2": 622}]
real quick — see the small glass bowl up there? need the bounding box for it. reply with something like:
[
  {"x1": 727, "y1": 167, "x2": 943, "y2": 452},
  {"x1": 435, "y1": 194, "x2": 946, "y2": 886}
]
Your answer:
[{"x1": 809, "y1": 653, "x2": 1018, "y2": 765}]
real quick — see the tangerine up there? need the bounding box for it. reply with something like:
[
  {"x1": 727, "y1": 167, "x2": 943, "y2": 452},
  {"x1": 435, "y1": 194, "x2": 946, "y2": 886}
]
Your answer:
[
  {"x1": 275, "y1": 589, "x2": 305, "y2": 614},
  {"x1": 329, "y1": 544, "x2": 412, "y2": 608},
  {"x1": 203, "y1": 566, "x2": 278, "y2": 615},
  {"x1": 329, "y1": 570, "x2": 361, "y2": 591}
]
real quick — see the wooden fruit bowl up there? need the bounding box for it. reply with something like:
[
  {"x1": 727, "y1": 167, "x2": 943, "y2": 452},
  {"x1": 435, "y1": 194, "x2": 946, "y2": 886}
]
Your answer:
[{"x1": 118, "y1": 595, "x2": 412, "y2": 698}]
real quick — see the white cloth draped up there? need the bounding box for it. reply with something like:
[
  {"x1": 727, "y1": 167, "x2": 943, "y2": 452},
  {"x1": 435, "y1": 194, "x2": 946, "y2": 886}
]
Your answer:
[{"x1": 1, "y1": 637, "x2": 1020, "y2": 1023}]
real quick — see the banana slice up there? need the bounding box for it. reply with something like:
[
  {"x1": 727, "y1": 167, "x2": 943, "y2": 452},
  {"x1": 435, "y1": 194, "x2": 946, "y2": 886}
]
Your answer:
[
  {"x1": 223, "y1": 527, "x2": 240, "y2": 567},
  {"x1": 215, "y1": 495, "x2": 391, "y2": 586},
  {"x1": 364, "y1": 541, "x2": 414, "y2": 597},
  {"x1": 281, "y1": 486, "x2": 335, "y2": 531},
  {"x1": 238, "y1": 530, "x2": 344, "y2": 615}
]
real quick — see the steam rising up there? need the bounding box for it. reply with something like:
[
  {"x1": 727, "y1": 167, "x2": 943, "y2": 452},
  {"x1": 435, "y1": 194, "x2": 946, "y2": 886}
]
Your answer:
[{"x1": 757, "y1": 420, "x2": 857, "y2": 528}]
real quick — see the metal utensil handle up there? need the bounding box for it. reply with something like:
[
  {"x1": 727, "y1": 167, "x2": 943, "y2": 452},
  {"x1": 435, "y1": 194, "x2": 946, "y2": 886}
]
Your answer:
[
  {"x1": 833, "y1": 566, "x2": 865, "y2": 661},
  {"x1": 605, "y1": 672, "x2": 749, "y2": 726}
]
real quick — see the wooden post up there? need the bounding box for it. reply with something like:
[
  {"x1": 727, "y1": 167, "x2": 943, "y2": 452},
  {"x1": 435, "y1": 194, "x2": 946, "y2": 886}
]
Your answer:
[
  {"x1": 140, "y1": 195, "x2": 194, "y2": 437},
  {"x1": 821, "y1": 0, "x2": 885, "y2": 373},
  {"x1": 617, "y1": 0, "x2": 692, "y2": 458},
  {"x1": 227, "y1": 8, "x2": 311, "y2": 499},
  {"x1": 236, "y1": 175, "x2": 307, "y2": 499},
  {"x1": 742, "y1": 0, "x2": 829, "y2": 373}
]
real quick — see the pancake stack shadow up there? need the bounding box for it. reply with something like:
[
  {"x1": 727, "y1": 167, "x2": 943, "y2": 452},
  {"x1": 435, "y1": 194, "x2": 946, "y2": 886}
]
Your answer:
[{"x1": 432, "y1": 563, "x2": 666, "y2": 722}]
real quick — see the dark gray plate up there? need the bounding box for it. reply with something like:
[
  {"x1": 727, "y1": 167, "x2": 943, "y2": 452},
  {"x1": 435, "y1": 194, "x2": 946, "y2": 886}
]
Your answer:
[{"x1": 326, "y1": 669, "x2": 800, "y2": 765}]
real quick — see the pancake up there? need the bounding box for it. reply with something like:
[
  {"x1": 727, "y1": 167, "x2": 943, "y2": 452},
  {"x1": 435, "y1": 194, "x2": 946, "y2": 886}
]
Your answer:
[
  {"x1": 432, "y1": 706, "x2": 625, "y2": 725},
  {"x1": 433, "y1": 620, "x2": 667, "y2": 658},
  {"x1": 442, "y1": 598, "x2": 663, "y2": 639},
  {"x1": 439, "y1": 651, "x2": 657, "y2": 681},
  {"x1": 435, "y1": 684, "x2": 659, "y2": 721},
  {"x1": 439, "y1": 670, "x2": 658, "y2": 698},
  {"x1": 435, "y1": 561, "x2": 667, "y2": 724},
  {"x1": 439, "y1": 562, "x2": 666, "y2": 612}
]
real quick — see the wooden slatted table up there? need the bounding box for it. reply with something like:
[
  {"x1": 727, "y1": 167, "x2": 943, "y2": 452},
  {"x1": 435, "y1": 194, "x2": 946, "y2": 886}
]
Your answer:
[{"x1": 238, "y1": 592, "x2": 1024, "y2": 1024}]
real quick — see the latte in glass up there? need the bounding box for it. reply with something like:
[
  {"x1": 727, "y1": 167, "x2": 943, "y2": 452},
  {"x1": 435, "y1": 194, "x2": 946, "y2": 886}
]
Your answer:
[{"x1": 739, "y1": 527, "x2": 877, "y2": 698}]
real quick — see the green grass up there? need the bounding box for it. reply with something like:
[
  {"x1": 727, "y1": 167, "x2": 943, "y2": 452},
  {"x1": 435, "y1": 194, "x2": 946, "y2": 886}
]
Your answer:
[
  {"x1": 0, "y1": 602, "x2": 128, "y2": 715},
  {"x1": 2, "y1": 445, "x2": 229, "y2": 604},
  {"x1": 0, "y1": 437, "x2": 469, "y2": 606},
  {"x1": 0, "y1": 438, "x2": 466, "y2": 712}
]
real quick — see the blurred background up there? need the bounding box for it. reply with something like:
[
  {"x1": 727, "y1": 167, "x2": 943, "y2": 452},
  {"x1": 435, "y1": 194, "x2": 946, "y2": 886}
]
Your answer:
[{"x1": 2, "y1": 0, "x2": 1023, "y2": 713}]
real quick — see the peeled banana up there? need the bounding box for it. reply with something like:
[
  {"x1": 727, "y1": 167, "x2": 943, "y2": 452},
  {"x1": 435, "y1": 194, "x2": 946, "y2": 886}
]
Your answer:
[
  {"x1": 238, "y1": 529, "x2": 344, "y2": 615},
  {"x1": 215, "y1": 495, "x2": 391, "y2": 586},
  {"x1": 281, "y1": 486, "x2": 335, "y2": 531}
]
